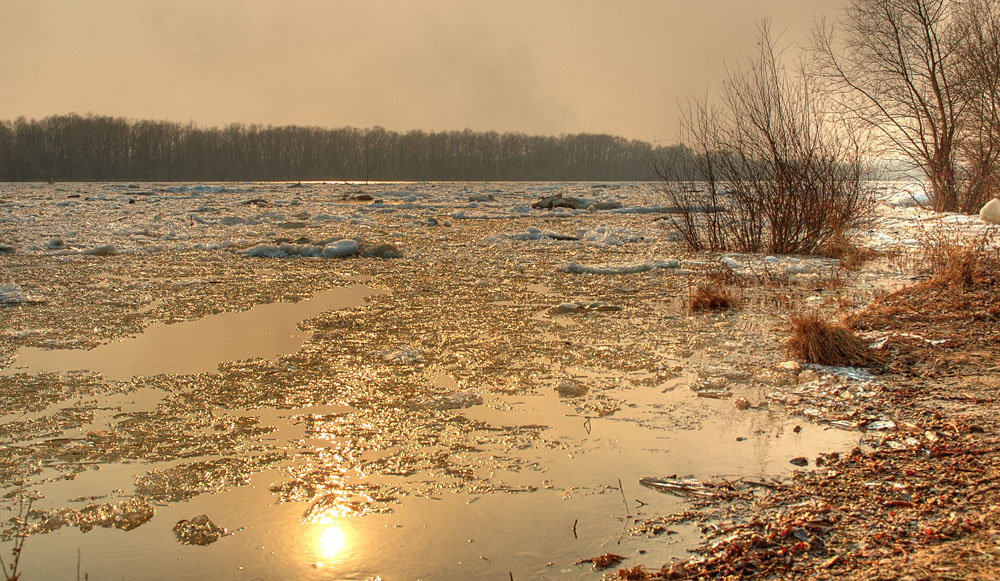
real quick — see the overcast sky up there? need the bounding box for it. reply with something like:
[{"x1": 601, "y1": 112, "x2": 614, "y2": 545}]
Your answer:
[{"x1": 1, "y1": 0, "x2": 845, "y2": 142}]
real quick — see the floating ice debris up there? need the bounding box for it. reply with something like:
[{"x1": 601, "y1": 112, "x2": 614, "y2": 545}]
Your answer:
[
  {"x1": 241, "y1": 241, "x2": 359, "y2": 259},
  {"x1": 380, "y1": 347, "x2": 424, "y2": 364},
  {"x1": 322, "y1": 240, "x2": 360, "y2": 258},
  {"x1": 32, "y1": 499, "x2": 155, "y2": 534},
  {"x1": 509, "y1": 228, "x2": 579, "y2": 241},
  {"x1": 580, "y1": 227, "x2": 642, "y2": 246},
  {"x1": 863, "y1": 331, "x2": 948, "y2": 348},
  {"x1": 360, "y1": 243, "x2": 402, "y2": 259},
  {"x1": 418, "y1": 389, "x2": 483, "y2": 410},
  {"x1": 161, "y1": 184, "x2": 229, "y2": 195},
  {"x1": 551, "y1": 301, "x2": 622, "y2": 314},
  {"x1": 174, "y1": 514, "x2": 231, "y2": 546},
  {"x1": 801, "y1": 363, "x2": 875, "y2": 382},
  {"x1": 83, "y1": 244, "x2": 118, "y2": 256},
  {"x1": 559, "y1": 260, "x2": 679, "y2": 275},
  {"x1": 886, "y1": 190, "x2": 929, "y2": 208},
  {"x1": 639, "y1": 477, "x2": 733, "y2": 499},
  {"x1": 555, "y1": 380, "x2": 589, "y2": 397},
  {"x1": 244, "y1": 244, "x2": 318, "y2": 258},
  {"x1": 865, "y1": 419, "x2": 897, "y2": 431}
]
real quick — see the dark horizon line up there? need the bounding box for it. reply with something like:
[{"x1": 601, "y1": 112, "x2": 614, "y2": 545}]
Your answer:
[{"x1": 2, "y1": 112, "x2": 674, "y2": 149}]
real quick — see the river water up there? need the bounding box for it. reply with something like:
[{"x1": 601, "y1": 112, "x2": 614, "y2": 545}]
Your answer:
[{"x1": 0, "y1": 182, "x2": 860, "y2": 579}]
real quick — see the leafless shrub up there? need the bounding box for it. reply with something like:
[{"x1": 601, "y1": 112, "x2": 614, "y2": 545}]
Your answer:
[
  {"x1": 659, "y1": 23, "x2": 877, "y2": 255},
  {"x1": 1, "y1": 495, "x2": 32, "y2": 581}
]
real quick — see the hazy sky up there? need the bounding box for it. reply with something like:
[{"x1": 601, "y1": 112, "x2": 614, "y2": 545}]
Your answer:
[{"x1": 1, "y1": 0, "x2": 845, "y2": 142}]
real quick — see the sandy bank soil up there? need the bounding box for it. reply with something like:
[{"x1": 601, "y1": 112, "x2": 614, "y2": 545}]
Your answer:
[{"x1": 621, "y1": 262, "x2": 1000, "y2": 579}]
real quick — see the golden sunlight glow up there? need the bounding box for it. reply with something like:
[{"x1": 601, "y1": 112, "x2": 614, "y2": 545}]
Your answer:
[{"x1": 318, "y1": 525, "x2": 347, "y2": 559}]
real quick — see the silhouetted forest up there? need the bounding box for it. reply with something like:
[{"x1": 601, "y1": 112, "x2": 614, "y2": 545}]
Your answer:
[{"x1": 0, "y1": 114, "x2": 691, "y2": 182}]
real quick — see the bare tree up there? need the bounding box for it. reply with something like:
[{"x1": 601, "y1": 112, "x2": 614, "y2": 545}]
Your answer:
[
  {"x1": 661, "y1": 24, "x2": 876, "y2": 255},
  {"x1": 814, "y1": 0, "x2": 998, "y2": 213},
  {"x1": 953, "y1": 0, "x2": 1000, "y2": 209}
]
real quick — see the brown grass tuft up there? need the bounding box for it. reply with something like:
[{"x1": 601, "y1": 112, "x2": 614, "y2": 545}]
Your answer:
[
  {"x1": 690, "y1": 285, "x2": 737, "y2": 311},
  {"x1": 786, "y1": 312, "x2": 879, "y2": 367},
  {"x1": 820, "y1": 232, "x2": 879, "y2": 270},
  {"x1": 919, "y1": 226, "x2": 996, "y2": 288}
]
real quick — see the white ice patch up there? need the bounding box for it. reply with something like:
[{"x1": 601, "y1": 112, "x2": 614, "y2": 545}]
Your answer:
[
  {"x1": 559, "y1": 260, "x2": 680, "y2": 275},
  {"x1": 243, "y1": 244, "x2": 322, "y2": 258},
  {"x1": 322, "y1": 240, "x2": 360, "y2": 258},
  {"x1": 508, "y1": 228, "x2": 578, "y2": 241},
  {"x1": 886, "y1": 190, "x2": 930, "y2": 208},
  {"x1": 580, "y1": 227, "x2": 642, "y2": 246}
]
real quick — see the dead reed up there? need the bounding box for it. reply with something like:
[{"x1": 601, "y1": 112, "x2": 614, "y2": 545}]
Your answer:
[{"x1": 919, "y1": 226, "x2": 996, "y2": 288}]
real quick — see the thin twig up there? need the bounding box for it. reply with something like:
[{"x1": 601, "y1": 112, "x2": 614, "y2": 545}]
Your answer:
[{"x1": 618, "y1": 478, "x2": 631, "y2": 517}]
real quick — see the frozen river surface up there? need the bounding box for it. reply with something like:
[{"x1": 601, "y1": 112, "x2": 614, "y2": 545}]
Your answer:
[{"x1": 0, "y1": 181, "x2": 885, "y2": 579}]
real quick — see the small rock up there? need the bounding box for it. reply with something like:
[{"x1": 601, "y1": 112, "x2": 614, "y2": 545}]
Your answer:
[
  {"x1": 798, "y1": 369, "x2": 819, "y2": 383},
  {"x1": 980, "y1": 198, "x2": 1000, "y2": 224},
  {"x1": 789, "y1": 457, "x2": 809, "y2": 467},
  {"x1": 776, "y1": 361, "x2": 802, "y2": 373},
  {"x1": 0, "y1": 244, "x2": 15, "y2": 254},
  {"x1": 734, "y1": 397, "x2": 750, "y2": 411}
]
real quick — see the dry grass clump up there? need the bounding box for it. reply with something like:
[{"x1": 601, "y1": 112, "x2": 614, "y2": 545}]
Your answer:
[
  {"x1": 919, "y1": 226, "x2": 996, "y2": 288},
  {"x1": 820, "y1": 232, "x2": 879, "y2": 270},
  {"x1": 690, "y1": 285, "x2": 737, "y2": 311},
  {"x1": 786, "y1": 312, "x2": 879, "y2": 367}
]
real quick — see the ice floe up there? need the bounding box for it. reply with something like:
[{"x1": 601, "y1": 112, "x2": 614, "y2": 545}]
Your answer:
[{"x1": 559, "y1": 260, "x2": 680, "y2": 275}]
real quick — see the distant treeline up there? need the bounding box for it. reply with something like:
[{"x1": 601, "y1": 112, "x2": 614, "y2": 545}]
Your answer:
[{"x1": 0, "y1": 114, "x2": 692, "y2": 182}]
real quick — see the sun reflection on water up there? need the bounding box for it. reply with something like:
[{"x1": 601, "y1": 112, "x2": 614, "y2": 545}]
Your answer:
[{"x1": 318, "y1": 524, "x2": 347, "y2": 559}]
